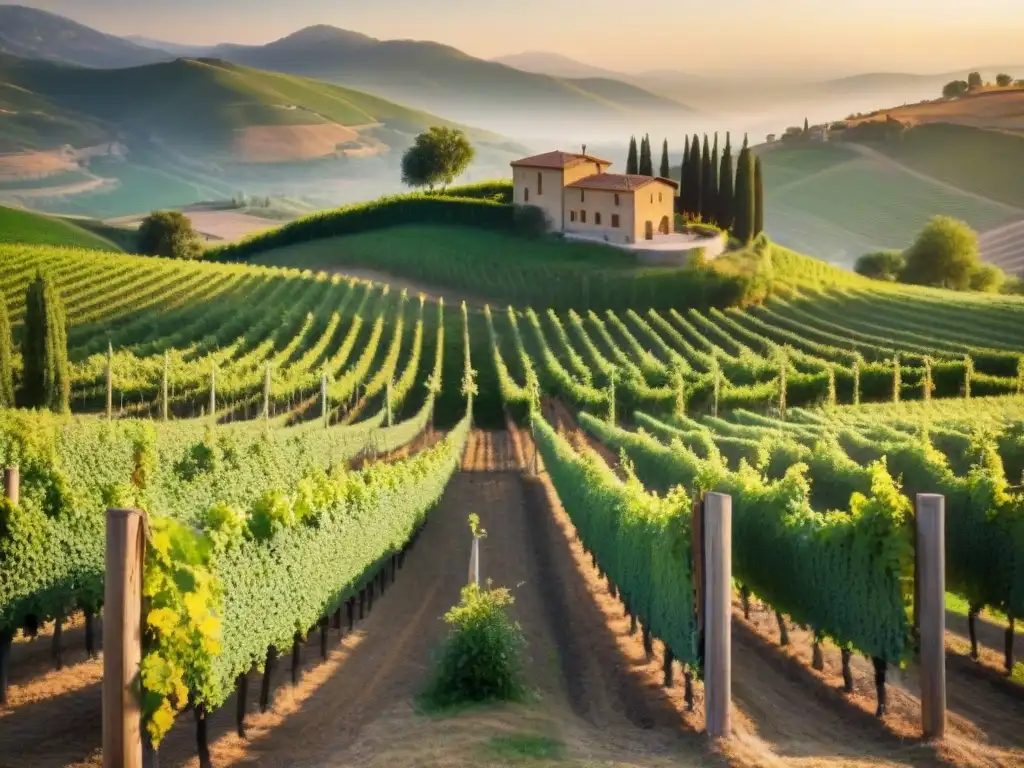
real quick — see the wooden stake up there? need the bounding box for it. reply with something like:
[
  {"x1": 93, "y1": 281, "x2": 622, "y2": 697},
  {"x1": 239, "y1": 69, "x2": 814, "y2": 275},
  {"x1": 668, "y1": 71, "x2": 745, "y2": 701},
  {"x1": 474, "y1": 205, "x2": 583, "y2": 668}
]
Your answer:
[
  {"x1": 704, "y1": 492, "x2": 732, "y2": 738},
  {"x1": 106, "y1": 343, "x2": 114, "y2": 420},
  {"x1": 319, "y1": 617, "x2": 329, "y2": 660},
  {"x1": 4, "y1": 466, "x2": 19, "y2": 506},
  {"x1": 291, "y1": 632, "x2": 301, "y2": 685},
  {"x1": 841, "y1": 648, "x2": 853, "y2": 692},
  {"x1": 102, "y1": 508, "x2": 145, "y2": 768},
  {"x1": 85, "y1": 609, "x2": 96, "y2": 658},
  {"x1": 0, "y1": 629, "x2": 12, "y2": 706},
  {"x1": 259, "y1": 646, "x2": 277, "y2": 712},
  {"x1": 236, "y1": 673, "x2": 248, "y2": 738},
  {"x1": 52, "y1": 609, "x2": 63, "y2": 670},
  {"x1": 194, "y1": 705, "x2": 211, "y2": 768},
  {"x1": 916, "y1": 493, "x2": 946, "y2": 739},
  {"x1": 663, "y1": 645, "x2": 675, "y2": 687}
]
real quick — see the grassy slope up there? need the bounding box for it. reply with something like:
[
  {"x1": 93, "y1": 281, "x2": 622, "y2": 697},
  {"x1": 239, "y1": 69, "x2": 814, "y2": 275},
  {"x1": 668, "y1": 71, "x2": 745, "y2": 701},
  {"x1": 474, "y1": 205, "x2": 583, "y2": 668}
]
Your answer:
[
  {"x1": 868, "y1": 123, "x2": 1024, "y2": 209},
  {"x1": 0, "y1": 204, "x2": 122, "y2": 250},
  {"x1": 0, "y1": 57, "x2": 494, "y2": 153},
  {"x1": 756, "y1": 142, "x2": 1021, "y2": 264}
]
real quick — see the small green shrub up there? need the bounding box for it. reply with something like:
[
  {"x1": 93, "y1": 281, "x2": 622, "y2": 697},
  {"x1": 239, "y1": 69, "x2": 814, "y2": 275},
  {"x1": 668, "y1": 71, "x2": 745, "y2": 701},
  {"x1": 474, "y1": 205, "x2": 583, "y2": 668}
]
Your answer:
[
  {"x1": 424, "y1": 581, "x2": 527, "y2": 708},
  {"x1": 512, "y1": 204, "x2": 550, "y2": 238}
]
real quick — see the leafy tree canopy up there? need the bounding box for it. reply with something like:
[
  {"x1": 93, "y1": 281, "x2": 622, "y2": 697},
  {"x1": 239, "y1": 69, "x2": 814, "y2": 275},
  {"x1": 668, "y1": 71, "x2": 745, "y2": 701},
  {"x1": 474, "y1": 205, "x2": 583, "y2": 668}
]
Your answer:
[
  {"x1": 902, "y1": 215, "x2": 980, "y2": 290},
  {"x1": 138, "y1": 211, "x2": 203, "y2": 260},
  {"x1": 401, "y1": 126, "x2": 475, "y2": 192},
  {"x1": 967, "y1": 71, "x2": 983, "y2": 88},
  {"x1": 854, "y1": 250, "x2": 905, "y2": 282},
  {"x1": 942, "y1": 80, "x2": 969, "y2": 98},
  {"x1": 996, "y1": 73, "x2": 1013, "y2": 87}
]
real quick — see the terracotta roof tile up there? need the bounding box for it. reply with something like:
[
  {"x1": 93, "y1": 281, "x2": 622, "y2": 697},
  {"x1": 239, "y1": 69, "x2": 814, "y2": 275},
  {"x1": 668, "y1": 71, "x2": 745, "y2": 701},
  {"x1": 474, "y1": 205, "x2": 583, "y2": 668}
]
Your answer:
[
  {"x1": 510, "y1": 150, "x2": 612, "y2": 170},
  {"x1": 565, "y1": 173, "x2": 679, "y2": 192}
]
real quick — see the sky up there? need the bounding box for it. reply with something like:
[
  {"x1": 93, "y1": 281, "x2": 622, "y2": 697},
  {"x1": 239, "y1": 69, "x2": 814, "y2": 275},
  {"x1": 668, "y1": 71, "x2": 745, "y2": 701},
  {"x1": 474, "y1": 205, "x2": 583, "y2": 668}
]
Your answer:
[{"x1": 5, "y1": 0, "x2": 1024, "y2": 76}]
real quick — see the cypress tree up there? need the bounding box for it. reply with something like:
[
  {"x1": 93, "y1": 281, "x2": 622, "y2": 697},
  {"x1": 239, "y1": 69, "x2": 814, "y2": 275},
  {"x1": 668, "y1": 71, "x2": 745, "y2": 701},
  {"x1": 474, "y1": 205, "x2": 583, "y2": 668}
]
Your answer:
[
  {"x1": 626, "y1": 136, "x2": 639, "y2": 174},
  {"x1": 21, "y1": 271, "x2": 70, "y2": 413},
  {"x1": 717, "y1": 134, "x2": 734, "y2": 230},
  {"x1": 688, "y1": 134, "x2": 702, "y2": 218},
  {"x1": 0, "y1": 297, "x2": 13, "y2": 408},
  {"x1": 803, "y1": 117, "x2": 809, "y2": 134},
  {"x1": 732, "y1": 144, "x2": 756, "y2": 243},
  {"x1": 639, "y1": 134, "x2": 654, "y2": 176},
  {"x1": 678, "y1": 137, "x2": 690, "y2": 214},
  {"x1": 708, "y1": 133, "x2": 720, "y2": 226},
  {"x1": 659, "y1": 138, "x2": 670, "y2": 178},
  {"x1": 700, "y1": 134, "x2": 713, "y2": 222},
  {"x1": 754, "y1": 155, "x2": 765, "y2": 237}
]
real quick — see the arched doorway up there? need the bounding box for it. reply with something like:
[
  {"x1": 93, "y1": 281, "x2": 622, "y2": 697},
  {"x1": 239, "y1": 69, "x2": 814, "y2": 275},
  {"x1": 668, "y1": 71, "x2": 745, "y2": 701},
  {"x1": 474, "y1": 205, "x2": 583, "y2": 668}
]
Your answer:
[
  {"x1": 659, "y1": 215, "x2": 670, "y2": 235},
  {"x1": 644, "y1": 220, "x2": 653, "y2": 240}
]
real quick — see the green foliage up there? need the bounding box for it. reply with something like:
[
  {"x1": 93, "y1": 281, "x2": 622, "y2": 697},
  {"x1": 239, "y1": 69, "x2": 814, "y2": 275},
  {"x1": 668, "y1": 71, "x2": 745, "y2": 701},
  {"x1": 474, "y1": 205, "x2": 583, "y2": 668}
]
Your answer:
[
  {"x1": 639, "y1": 134, "x2": 654, "y2": 177},
  {"x1": 137, "y1": 211, "x2": 203, "y2": 261},
  {"x1": 659, "y1": 138, "x2": 670, "y2": 179},
  {"x1": 996, "y1": 73, "x2": 1013, "y2": 87},
  {"x1": 753, "y1": 156, "x2": 765, "y2": 237},
  {"x1": 688, "y1": 134, "x2": 702, "y2": 217},
  {"x1": 969, "y1": 264, "x2": 1006, "y2": 293},
  {"x1": 512, "y1": 204, "x2": 550, "y2": 237},
  {"x1": 0, "y1": 205, "x2": 122, "y2": 251},
  {"x1": 0, "y1": 297, "x2": 13, "y2": 407},
  {"x1": 20, "y1": 271, "x2": 69, "y2": 413},
  {"x1": 943, "y1": 80, "x2": 969, "y2": 98},
  {"x1": 717, "y1": 135, "x2": 734, "y2": 230},
  {"x1": 424, "y1": 581, "x2": 527, "y2": 708},
  {"x1": 967, "y1": 71, "x2": 983, "y2": 88},
  {"x1": 855, "y1": 250, "x2": 906, "y2": 282},
  {"x1": 903, "y1": 216, "x2": 981, "y2": 290},
  {"x1": 700, "y1": 135, "x2": 714, "y2": 223},
  {"x1": 401, "y1": 127, "x2": 476, "y2": 192},
  {"x1": 580, "y1": 412, "x2": 915, "y2": 662},
  {"x1": 626, "y1": 136, "x2": 639, "y2": 175},
  {"x1": 531, "y1": 413, "x2": 699, "y2": 667},
  {"x1": 732, "y1": 144, "x2": 756, "y2": 244}
]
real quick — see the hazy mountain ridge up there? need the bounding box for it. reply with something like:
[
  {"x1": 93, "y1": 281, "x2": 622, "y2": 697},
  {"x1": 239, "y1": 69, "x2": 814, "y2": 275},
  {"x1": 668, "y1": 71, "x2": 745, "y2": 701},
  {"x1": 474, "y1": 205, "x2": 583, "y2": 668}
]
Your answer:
[{"x1": 0, "y1": 4, "x2": 168, "y2": 67}]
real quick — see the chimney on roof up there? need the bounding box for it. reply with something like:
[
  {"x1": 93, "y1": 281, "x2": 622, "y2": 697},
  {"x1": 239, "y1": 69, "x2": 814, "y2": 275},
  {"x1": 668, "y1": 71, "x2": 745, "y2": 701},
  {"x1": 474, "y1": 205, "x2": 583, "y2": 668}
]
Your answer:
[{"x1": 582, "y1": 144, "x2": 587, "y2": 155}]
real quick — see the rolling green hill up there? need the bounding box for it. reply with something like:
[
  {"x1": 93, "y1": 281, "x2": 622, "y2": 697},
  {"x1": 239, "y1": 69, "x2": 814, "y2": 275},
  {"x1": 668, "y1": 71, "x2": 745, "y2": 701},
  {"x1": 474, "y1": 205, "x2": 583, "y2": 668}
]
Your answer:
[
  {"x1": 0, "y1": 55, "x2": 500, "y2": 157},
  {"x1": 0, "y1": 204, "x2": 123, "y2": 250},
  {"x1": 755, "y1": 141, "x2": 1024, "y2": 267}
]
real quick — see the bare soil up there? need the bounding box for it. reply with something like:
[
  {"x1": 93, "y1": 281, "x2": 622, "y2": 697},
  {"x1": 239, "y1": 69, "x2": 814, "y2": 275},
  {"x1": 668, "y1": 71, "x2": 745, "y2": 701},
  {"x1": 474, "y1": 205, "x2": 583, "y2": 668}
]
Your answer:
[{"x1": 232, "y1": 124, "x2": 385, "y2": 164}]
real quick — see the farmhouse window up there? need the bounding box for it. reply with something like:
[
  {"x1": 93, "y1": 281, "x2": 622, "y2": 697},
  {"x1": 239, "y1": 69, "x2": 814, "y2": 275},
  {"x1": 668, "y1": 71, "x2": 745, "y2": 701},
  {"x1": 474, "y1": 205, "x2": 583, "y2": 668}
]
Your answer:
[
  {"x1": 650, "y1": 193, "x2": 653, "y2": 203},
  {"x1": 581, "y1": 210, "x2": 587, "y2": 223},
  {"x1": 595, "y1": 212, "x2": 602, "y2": 225},
  {"x1": 581, "y1": 189, "x2": 585, "y2": 202},
  {"x1": 659, "y1": 192, "x2": 663, "y2": 202},
  {"x1": 570, "y1": 210, "x2": 576, "y2": 222},
  {"x1": 524, "y1": 187, "x2": 529, "y2": 202},
  {"x1": 537, "y1": 172, "x2": 543, "y2": 195},
  {"x1": 611, "y1": 214, "x2": 620, "y2": 228},
  {"x1": 614, "y1": 194, "x2": 620, "y2": 206}
]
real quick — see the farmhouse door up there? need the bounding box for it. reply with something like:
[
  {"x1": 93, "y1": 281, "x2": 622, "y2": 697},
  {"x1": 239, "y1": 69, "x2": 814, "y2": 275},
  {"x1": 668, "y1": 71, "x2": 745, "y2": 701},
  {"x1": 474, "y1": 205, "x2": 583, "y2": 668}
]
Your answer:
[{"x1": 645, "y1": 220, "x2": 653, "y2": 240}]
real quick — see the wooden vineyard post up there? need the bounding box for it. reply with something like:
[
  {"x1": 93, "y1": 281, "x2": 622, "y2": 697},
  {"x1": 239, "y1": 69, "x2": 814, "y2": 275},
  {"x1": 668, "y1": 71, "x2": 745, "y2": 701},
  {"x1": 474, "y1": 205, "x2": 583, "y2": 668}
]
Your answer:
[
  {"x1": 4, "y1": 466, "x2": 18, "y2": 505},
  {"x1": 161, "y1": 352, "x2": 169, "y2": 422},
  {"x1": 321, "y1": 374, "x2": 329, "y2": 428},
  {"x1": 704, "y1": 492, "x2": 732, "y2": 738},
  {"x1": 468, "y1": 537, "x2": 480, "y2": 586},
  {"x1": 103, "y1": 508, "x2": 146, "y2": 768},
  {"x1": 263, "y1": 364, "x2": 271, "y2": 420},
  {"x1": 209, "y1": 365, "x2": 216, "y2": 422},
  {"x1": 0, "y1": 468, "x2": 20, "y2": 705},
  {"x1": 106, "y1": 342, "x2": 114, "y2": 420},
  {"x1": 916, "y1": 493, "x2": 946, "y2": 739}
]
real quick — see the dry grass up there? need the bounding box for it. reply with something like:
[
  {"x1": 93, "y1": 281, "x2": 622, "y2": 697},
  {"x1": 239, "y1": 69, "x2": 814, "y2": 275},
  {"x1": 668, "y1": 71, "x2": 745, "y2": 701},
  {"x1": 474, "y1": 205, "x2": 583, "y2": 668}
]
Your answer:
[
  {"x1": 233, "y1": 124, "x2": 386, "y2": 163},
  {"x1": 849, "y1": 88, "x2": 1024, "y2": 131}
]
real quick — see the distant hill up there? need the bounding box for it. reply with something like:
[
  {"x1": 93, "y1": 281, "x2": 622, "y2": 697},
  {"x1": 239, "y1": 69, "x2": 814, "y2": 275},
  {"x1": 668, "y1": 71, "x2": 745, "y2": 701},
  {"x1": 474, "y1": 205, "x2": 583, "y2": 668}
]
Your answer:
[
  {"x1": 0, "y1": 55, "x2": 505, "y2": 161},
  {"x1": 491, "y1": 51, "x2": 625, "y2": 80},
  {"x1": 206, "y1": 26, "x2": 697, "y2": 139},
  {"x1": 0, "y1": 204, "x2": 122, "y2": 250},
  {"x1": 0, "y1": 5, "x2": 168, "y2": 67},
  {"x1": 123, "y1": 35, "x2": 210, "y2": 58}
]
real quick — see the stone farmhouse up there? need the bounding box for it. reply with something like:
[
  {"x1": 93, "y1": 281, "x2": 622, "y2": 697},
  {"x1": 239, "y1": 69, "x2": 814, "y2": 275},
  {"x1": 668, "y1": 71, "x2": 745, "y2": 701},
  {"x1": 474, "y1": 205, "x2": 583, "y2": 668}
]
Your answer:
[{"x1": 510, "y1": 150, "x2": 678, "y2": 245}]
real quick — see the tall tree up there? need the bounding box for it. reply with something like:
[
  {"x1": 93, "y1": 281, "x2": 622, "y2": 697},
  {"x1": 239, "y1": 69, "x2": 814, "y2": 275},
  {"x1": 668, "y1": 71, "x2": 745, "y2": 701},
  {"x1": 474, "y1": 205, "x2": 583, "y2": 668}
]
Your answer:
[
  {"x1": 626, "y1": 136, "x2": 639, "y2": 174},
  {"x1": 708, "y1": 133, "x2": 720, "y2": 226},
  {"x1": 754, "y1": 155, "x2": 765, "y2": 237},
  {"x1": 688, "y1": 134, "x2": 702, "y2": 217},
  {"x1": 0, "y1": 297, "x2": 13, "y2": 408},
  {"x1": 659, "y1": 138, "x2": 670, "y2": 178},
  {"x1": 700, "y1": 134, "x2": 713, "y2": 222},
  {"x1": 400, "y1": 126, "x2": 475, "y2": 191},
  {"x1": 732, "y1": 144, "x2": 756, "y2": 244},
  {"x1": 803, "y1": 117, "x2": 809, "y2": 134},
  {"x1": 21, "y1": 271, "x2": 69, "y2": 413},
  {"x1": 717, "y1": 134, "x2": 734, "y2": 231},
  {"x1": 639, "y1": 134, "x2": 654, "y2": 176},
  {"x1": 678, "y1": 136, "x2": 690, "y2": 213}
]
